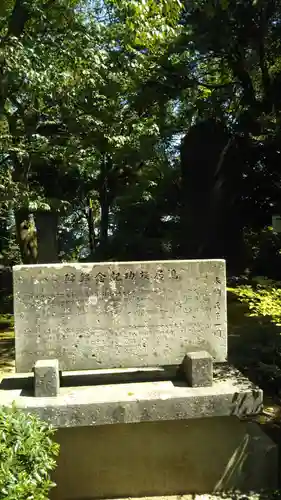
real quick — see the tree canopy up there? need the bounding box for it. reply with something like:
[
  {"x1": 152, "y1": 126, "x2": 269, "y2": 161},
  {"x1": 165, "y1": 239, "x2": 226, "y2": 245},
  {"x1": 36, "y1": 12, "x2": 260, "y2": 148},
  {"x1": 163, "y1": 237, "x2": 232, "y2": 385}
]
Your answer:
[{"x1": 0, "y1": 0, "x2": 281, "y2": 279}]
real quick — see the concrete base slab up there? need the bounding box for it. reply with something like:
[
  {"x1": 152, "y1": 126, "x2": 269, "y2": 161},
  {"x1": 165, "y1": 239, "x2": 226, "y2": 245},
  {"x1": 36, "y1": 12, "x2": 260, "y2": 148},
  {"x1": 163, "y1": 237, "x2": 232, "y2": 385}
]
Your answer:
[
  {"x1": 50, "y1": 417, "x2": 278, "y2": 499},
  {"x1": 0, "y1": 366, "x2": 262, "y2": 427}
]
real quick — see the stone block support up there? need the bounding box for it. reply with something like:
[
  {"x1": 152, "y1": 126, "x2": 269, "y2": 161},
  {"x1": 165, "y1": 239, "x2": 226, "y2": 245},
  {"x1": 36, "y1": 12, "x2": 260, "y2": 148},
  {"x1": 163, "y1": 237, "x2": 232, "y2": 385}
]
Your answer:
[
  {"x1": 34, "y1": 359, "x2": 60, "y2": 397},
  {"x1": 183, "y1": 350, "x2": 213, "y2": 387}
]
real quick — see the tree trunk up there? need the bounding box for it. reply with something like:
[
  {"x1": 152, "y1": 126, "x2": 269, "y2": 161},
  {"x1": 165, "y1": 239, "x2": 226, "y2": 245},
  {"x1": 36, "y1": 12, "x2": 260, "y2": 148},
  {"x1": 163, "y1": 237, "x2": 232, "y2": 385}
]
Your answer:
[
  {"x1": 15, "y1": 209, "x2": 38, "y2": 264},
  {"x1": 87, "y1": 198, "x2": 97, "y2": 258},
  {"x1": 99, "y1": 195, "x2": 109, "y2": 258},
  {"x1": 35, "y1": 211, "x2": 59, "y2": 263},
  {"x1": 0, "y1": 0, "x2": 30, "y2": 115},
  {"x1": 99, "y1": 154, "x2": 111, "y2": 258}
]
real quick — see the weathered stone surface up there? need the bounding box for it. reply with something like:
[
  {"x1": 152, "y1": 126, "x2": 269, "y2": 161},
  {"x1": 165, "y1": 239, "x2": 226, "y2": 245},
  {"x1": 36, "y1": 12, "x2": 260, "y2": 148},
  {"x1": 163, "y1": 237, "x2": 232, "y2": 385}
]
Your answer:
[
  {"x1": 13, "y1": 260, "x2": 227, "y2": 372},
  {"x1": 0, "y1": 366, "x2": 262, "y2": 428},
  {"x1": 183, "y1": 350, "x2": 213, "y2": 387},
  {"x1": 34, "y1": 359, "x2": 59, "y2": 397},
  {"x1": 51, "y1": 421, "x2": 277, "y2": 499}
]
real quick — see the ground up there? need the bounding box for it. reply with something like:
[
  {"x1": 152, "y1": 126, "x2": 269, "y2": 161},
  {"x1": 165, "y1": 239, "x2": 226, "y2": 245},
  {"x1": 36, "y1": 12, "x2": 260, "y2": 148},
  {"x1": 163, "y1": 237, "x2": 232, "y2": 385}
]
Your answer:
[{"x1": 0, "y1": 323, "x2": 14, "y2": 376}]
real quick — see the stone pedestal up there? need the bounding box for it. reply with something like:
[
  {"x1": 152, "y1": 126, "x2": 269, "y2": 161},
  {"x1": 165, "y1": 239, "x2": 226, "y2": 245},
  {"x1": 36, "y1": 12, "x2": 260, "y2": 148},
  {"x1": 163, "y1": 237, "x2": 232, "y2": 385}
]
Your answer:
[{"x1": 51, "y1": 417, "x2": 278, "y2": 500}]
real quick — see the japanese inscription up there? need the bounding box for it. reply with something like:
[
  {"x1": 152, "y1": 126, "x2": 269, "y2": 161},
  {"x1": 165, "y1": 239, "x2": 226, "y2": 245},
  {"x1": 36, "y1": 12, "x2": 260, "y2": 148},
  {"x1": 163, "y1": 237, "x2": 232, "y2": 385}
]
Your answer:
[
  {"x1": 124, "y1": 270, "x2": 136, "y2": 280},
  {"x1": 140, "y1": 270, "x2": 150, "y2": 280},
  {"x1": 79, "y1": 272, "x2": 91, "y2": 283},
  {"x1": 64, "y1": 273, "x2": 75, "y2": 283},
  {"x1": 95, "y1": 272, "x2": 106, "y2": 283},
  {"x1": 213, "y1": 274, "x2": 223, "y2": 337},
  {"x1": 14, "y1": 259, "x2": 227, "y2": 372},
  {"x1": 63, "y1": 267, "x2": 181, "y2": 284}
]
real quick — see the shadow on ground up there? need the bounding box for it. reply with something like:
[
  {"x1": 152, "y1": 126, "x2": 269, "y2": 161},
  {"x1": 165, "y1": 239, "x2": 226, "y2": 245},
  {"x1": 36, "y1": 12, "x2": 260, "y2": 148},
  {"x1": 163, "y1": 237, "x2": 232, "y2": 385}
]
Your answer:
[
  {"x1": 228, "y1": 290, "x2": 281, "y2": 471},
  {"x1": 0, "y1": 313, "x2": 15, "y2": 375},
  {"x1": 228, "y1": 290, "x2": 281, "y2": 395},
  {"x1": 0, "y1": 332, "x2": 15, "y2": 373}
]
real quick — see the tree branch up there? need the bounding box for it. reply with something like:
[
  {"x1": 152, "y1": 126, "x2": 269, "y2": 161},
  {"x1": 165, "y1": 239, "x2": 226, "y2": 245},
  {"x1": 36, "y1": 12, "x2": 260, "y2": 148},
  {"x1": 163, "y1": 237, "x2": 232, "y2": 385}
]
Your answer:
[
  {"x1": 7, "y1": 0, "x2": 57, "y2": 39},
  {"x1": 196, "y1": 79, "x2": 238, "y2": 89},
  {"x1": 258, "y1": 3, "x2": 272, "y2": 108},
  {"x1": 228, "y1": 47, "x2": 257, "y2": 106},
  {"x1": 8, "y1": 0, "x2": 30, "y2": 38}
]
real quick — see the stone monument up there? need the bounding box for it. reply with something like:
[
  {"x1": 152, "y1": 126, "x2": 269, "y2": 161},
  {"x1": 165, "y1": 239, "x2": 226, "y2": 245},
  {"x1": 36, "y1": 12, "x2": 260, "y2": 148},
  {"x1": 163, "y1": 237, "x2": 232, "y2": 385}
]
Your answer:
[
  {"x1": 14, "y1": 259, "x2": 227, "y2": 373},
  {"x1": 0, "y1": 259, "x2": 277, "y2": 498}
]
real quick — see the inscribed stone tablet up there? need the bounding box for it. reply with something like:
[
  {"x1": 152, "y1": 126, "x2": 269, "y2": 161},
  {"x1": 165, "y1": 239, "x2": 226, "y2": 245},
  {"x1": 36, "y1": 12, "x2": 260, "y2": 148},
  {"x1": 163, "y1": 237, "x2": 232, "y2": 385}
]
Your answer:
[{"x1": 13, "y1": 259, "x2": 227, "y2": 372}]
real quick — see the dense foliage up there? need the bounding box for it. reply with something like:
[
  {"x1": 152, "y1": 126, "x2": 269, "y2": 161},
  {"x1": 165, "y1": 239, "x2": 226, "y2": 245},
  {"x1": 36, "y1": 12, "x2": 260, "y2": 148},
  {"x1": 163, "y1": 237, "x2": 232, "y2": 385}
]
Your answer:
[
  {"x1": 0, "y1": 404, "x2": 59, "y2": 499},
  {"x1": 230, "y1": 281, "x2": 281, "y2": 326},
  {"x1": 0, "y1": 0, "x2": 281, "y2": 276}
]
